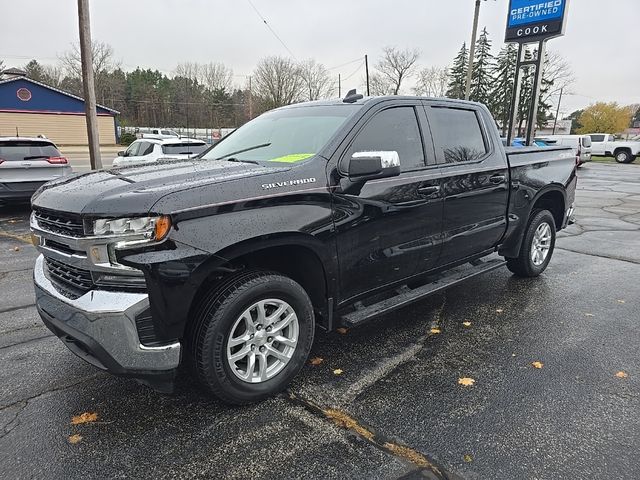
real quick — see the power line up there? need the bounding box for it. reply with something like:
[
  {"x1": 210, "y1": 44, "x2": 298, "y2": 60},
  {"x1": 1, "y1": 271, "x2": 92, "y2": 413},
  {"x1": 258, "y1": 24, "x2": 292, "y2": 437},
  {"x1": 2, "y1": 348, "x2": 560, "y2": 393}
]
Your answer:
[
  {"x1": 327, "y1": 57, "x2": 363, "y2": 71},
  {"x1": 343, "y1": 61, "x2": 364, "y2": 81},
  {"x1": 245, "y1": 0, "x2": 296, "y2": 59}
]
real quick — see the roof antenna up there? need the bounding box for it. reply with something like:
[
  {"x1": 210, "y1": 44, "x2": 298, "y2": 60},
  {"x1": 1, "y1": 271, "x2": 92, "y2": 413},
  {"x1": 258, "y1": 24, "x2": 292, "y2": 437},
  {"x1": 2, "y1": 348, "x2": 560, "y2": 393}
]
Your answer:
[{"x1": 343, "y1": 89, "x2": 363, "y2": 103}]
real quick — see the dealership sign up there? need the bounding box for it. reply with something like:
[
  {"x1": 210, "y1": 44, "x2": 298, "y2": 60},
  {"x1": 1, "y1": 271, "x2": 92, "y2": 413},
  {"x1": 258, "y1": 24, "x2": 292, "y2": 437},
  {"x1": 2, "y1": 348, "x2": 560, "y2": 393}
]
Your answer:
[{"x1": 505, "y1": 0, "x2": 568, "y2": 42}]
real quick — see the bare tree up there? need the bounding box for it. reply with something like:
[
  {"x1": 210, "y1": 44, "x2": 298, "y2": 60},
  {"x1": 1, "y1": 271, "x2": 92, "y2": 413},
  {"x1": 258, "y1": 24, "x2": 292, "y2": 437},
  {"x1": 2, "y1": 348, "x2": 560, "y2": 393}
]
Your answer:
[
  {"x1": 253, "y1": 56, "x2": 304, "y2": 109},
  {"x1": 200, "y1": 62, "x2": 233, "y2": 92},
  {"x1": 299, "y1": 59, "x2": 334, "y2": 100},
  {"x1": 174, "y1": 62, "x2": 200, "y2": 82},
  {"x1": 368, "y1": 73, "x2": 393, "y2": 96},
  {"x1": 60, "y1": 40, "x2": 118, "y2": 80},
  {"x1": 375, "y1": 47, "x2": 420, "y2": 95},
  {"x1": 414, "y1": 66, "x2": 450, "y2": 97}
]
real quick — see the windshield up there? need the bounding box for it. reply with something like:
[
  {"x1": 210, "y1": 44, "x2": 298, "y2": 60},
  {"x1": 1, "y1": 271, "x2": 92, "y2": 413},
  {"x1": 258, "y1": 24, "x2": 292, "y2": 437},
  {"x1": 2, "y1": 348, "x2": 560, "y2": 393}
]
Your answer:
[
  {"x1": 201, "y1": 105, "x2": 358, "y2": 163},
  {"x1": 0, "y1": 141, "x2": 61, "y2": 161},
  {"x1": 162, "y1": 143, "x2": 208, "y2": 155}
]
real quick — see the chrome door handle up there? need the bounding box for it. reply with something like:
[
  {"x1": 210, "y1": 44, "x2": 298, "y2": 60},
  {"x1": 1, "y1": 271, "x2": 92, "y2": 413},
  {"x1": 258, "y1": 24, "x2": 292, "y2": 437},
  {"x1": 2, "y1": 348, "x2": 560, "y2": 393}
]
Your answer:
[{"x1": 490, "y1": 174, "x2": 506, "y2": 184}]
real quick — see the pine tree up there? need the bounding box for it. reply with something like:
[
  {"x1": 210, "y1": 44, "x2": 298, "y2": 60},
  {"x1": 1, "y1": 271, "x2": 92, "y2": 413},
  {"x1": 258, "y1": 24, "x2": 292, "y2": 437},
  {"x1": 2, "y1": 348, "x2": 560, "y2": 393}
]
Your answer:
[
  {"x1": 469, "y1": 28, "x2": 494, "y2": 106},
  {"x1": 446, "y1": 43, "x2": 468, "y2": 99},
  {"x1": 489, "y1": 44, "x2": 518, "y2": 135}
]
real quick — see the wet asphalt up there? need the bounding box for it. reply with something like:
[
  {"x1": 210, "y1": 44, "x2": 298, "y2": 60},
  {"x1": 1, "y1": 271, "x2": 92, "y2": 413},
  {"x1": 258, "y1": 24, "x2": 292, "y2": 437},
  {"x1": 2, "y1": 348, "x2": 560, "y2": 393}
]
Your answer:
[{"x1": 1, "y1": 162, "x2": 638, "y2": 479}]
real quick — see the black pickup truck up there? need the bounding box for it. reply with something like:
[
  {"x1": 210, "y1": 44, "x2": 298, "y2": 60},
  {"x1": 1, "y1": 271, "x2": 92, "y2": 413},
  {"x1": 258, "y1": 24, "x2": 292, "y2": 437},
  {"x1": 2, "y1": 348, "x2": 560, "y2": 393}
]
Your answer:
[{"x1": 31, "y1": 93, "x2": 577, "y2": 404}]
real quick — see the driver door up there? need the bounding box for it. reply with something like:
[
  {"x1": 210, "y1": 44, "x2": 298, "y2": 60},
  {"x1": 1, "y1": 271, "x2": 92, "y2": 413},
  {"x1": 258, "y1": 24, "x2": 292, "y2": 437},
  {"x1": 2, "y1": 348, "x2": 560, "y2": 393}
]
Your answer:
[{"x1": 332, "y1": 103, "x2": 444, "y2": 303}]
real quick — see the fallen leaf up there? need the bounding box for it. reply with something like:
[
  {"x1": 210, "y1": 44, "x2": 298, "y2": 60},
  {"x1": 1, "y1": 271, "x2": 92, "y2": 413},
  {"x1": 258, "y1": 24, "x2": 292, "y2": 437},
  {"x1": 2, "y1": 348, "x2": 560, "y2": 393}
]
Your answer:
[
  {"x1": 495, "y1": 308, "x2": 504, "y2": 313},
  {"x1": 333, "y1": 369, "x2": 343, "y2": 375},
  {"x1": 458, "y1": 377, "x2": 475, "y2": 387},
  {"x1": 71, "y1": 412, "x2": 98, "y2": 425},
  {"x1": 309, "y1": 357, "x2": 324, "y2": 366},
  {"x1": 531, "y1": 361, "x2": 544, "y2": 369},
  {"x1": 68, "y1": 434, "x2": 83, "y2": 444},
  {"x1": 615, "y1": 371, "x2": 628, "y2": 378},
  {"x1": 429, "y1": 327, "x2": 441, "y2": 334},
  {"x1": 617, "y1": 299, "x2": 625, "y2": 304},
  {"x1": 462, "y1": 321, "x2": 472, "y2": 327},
  {"x1": 12, "y1": 246, "x2": 20, "y2": 252},
  {"x1": 584, "y1": 313, "x2": 595, "y2": 317},
  {"x1": 336, "y1": 327, "x2": 348, "y2": 335},
  {"x1": 463, "y1": 454, "x2": 473, "y2": 463}
]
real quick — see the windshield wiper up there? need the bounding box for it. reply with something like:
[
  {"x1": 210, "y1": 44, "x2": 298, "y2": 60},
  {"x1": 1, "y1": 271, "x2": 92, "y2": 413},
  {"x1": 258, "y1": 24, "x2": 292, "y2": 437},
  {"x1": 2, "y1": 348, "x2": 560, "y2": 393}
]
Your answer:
[
  {"x1": 225, "y1": 158, "x2": 259, "y2": 165},
  {"x1": 216, "y1": 143, "x2": 271, "y2": 160}
]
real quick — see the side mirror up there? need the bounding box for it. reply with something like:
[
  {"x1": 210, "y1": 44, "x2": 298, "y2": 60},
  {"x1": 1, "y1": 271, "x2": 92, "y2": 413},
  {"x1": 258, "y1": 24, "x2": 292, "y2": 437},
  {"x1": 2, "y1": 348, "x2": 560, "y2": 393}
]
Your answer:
[
  {"x1": 348, "y1": 151, "x2": 400, "y2": 180},
  {"x1": 117, "y1": 151, "x2": 125, "y2": 157}
]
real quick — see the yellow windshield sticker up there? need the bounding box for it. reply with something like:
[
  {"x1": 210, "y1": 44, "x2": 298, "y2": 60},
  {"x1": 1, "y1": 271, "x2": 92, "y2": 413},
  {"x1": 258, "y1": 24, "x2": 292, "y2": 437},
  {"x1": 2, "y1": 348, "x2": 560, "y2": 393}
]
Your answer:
[{"x1": 269, "y1": 153, "x2": 315, "y2": 163}]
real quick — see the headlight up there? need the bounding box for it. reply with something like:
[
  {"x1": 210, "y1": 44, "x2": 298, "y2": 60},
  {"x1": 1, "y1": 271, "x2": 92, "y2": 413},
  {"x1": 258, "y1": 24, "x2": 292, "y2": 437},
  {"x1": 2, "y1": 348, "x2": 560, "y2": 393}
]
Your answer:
[{"x1": 93, "y1": 215, "x2": 171, "y2": 240}]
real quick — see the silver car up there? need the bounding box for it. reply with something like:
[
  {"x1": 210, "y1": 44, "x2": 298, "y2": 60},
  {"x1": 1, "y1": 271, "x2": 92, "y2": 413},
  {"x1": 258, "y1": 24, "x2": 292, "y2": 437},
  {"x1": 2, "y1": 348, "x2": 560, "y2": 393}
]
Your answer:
[{"x1": 0, "y1": 137, "x2": 73, "y2": 204}]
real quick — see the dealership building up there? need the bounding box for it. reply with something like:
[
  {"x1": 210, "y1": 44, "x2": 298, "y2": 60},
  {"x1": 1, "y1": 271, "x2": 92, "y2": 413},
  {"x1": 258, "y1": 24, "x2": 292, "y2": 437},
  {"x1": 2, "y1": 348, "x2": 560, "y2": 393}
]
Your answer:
[{"x1": 0, "y1": 68, "x2": 118, "y2": 145}]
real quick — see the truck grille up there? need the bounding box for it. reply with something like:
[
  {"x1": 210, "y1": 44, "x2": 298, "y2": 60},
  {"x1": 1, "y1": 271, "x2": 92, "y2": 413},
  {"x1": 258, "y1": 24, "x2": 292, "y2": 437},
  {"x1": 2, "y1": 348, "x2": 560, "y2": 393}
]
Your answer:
[
  {"x1": 34, "y1": 209, "x2": 85, "y2": 237},
  {"x1": 45, "y1": 257, "x2": 94, "y2": 294}
]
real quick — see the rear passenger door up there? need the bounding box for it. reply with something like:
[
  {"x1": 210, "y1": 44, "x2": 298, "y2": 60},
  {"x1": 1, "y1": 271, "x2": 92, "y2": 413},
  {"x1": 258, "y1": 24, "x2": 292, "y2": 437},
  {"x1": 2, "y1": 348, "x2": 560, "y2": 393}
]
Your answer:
[
  {"x1": 424, "y1": 102, "x2": 508, "y2": 267},
  {"x1": 333, "y1": 102, "x2": 444, "y2": 302}
]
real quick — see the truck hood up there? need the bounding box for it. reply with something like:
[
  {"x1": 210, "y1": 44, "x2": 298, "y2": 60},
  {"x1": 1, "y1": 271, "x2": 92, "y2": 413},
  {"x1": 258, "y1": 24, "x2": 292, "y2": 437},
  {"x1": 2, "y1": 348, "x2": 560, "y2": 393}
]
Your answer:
[{"x1": 31, "y1": 159, "x2": 288, "y2": 216}]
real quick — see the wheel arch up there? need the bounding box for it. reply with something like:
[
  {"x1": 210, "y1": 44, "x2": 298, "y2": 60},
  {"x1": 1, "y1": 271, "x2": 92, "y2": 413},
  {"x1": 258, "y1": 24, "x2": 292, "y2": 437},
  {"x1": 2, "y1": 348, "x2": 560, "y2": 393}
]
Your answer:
[{"x1": 188, "y1": 233, "x2": 336, "y2": 331}]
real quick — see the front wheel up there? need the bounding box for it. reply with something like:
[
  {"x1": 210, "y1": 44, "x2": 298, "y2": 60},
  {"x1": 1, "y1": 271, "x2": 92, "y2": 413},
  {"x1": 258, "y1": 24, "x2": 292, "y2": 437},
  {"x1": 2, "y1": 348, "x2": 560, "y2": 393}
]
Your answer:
[
  {"x1": 187, "y1": 271, "x2": 315, "y2": 404},
  {"x1": 506, "y1": 209, "x2": 556, "y2": 277}
]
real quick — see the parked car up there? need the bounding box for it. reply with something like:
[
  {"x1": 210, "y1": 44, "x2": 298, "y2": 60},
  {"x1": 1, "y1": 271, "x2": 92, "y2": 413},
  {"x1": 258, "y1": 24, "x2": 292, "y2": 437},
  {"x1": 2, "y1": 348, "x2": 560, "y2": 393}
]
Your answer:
[
  {"x1": 30, "y1": 94, "x2": 577, "y2": 404},
  {"x1": 536, "y1": 135, "x2": 592, "y2": 166},
  {"x1": 587, "y1": 133, "x2": 640, "y2": 163},
  {"x1": 112, "y1": 138, "x2": 209, "y2": 167},
  {"x1": 136, "y1": 128, "x2": 179, "y2": 139},
  {"x1": 0, "y1": 137, "x2": 72, "y2": 204}
]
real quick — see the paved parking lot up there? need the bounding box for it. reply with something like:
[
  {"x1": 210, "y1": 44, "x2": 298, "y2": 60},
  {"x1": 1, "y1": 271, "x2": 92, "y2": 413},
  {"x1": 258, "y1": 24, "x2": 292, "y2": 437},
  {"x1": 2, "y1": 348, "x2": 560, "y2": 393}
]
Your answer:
[{"x1": 1, "y1": 162, "x2": 638, "y2": 479}]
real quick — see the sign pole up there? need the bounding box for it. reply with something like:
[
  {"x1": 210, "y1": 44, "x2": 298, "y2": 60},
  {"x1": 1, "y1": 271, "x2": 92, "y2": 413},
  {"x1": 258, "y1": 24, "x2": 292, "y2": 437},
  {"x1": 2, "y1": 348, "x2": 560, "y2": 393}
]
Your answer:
[
  {"x1": 525, "y1": 40, "x2": 546, "y2": 145},
  {"x1": 506, "y1": 42, "x2": 525, "y2": 146}
]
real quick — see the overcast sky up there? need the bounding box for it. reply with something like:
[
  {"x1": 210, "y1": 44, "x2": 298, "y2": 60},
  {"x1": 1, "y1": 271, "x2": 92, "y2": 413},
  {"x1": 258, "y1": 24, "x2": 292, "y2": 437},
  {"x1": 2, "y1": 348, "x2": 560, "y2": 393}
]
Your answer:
[{"x1": 1, "y1": 0, "x2": 638, "y2": 116}]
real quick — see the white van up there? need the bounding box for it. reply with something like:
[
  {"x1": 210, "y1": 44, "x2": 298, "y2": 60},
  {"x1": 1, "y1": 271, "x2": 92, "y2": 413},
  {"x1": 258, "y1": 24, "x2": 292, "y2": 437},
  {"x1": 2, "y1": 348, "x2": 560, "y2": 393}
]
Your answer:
[{"x1": 537, "y1": 135, "x2": 592, "y2": 166}]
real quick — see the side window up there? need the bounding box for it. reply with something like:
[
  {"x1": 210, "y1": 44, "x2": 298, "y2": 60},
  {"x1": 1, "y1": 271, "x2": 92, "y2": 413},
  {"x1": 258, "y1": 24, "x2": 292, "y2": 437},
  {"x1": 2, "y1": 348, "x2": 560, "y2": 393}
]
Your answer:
[
  {"x1": 347, "y1": 106, "x2": 426, "y2": 171},
  {"x1": 125, "y1": 142, "x2": 141, "y2": 157},
  {"x1": 428, "y1": 107, "x2": 487, "y2": 164},
  {"x1": 590, "y1": 134, "x2": 605, "y2": 142},
  {"x1": 608, "y1": 135, "x2": 616, "y2": 142},
  {"x1": 140, "y1": 142, "x2": 155, "y2": 156}
]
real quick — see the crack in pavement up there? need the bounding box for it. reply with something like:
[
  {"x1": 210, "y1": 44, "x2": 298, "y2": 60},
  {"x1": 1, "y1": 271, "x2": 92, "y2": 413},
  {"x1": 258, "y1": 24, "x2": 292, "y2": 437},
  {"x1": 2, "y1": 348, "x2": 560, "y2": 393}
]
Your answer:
[
  {"x1": 0, "y1": 304, "x2": 36, "y2": 315},
  {"x1": 0, "y1": 374, "x2": 102, "y2": 412},
  {"x1": 0, "y1": 401, "x2": 27, "y2": 440},
  {"x1": 555, "y1": 246, "x2": 640, "y2": 265},
  {"x1": 0, "y1": 333, "x2": 54, "y2": 351},
  {"x1": 287, "y1": 390, "x2": 462, "y2": 480}
]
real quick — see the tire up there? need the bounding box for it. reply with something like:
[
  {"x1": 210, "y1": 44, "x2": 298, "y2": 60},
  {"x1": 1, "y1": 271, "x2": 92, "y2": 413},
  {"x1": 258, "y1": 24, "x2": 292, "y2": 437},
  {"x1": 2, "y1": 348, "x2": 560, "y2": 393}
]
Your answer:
[
  {"x1": 506, "y1": 209, "x2": 556, "y2": 277},
  {"x1": 614, "y1": 149, "x2": 633, "y2": 164},
  {"x1": 187, "y1": 270, "x2": 315, "y2": 404}
]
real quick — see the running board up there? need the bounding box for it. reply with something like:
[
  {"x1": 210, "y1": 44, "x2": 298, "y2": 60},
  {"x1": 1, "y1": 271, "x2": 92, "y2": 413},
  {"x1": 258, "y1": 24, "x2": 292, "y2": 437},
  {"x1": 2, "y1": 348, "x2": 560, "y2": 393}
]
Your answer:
[{"x1": 340, "y1": 258, "x2": 506, "y2": 327}]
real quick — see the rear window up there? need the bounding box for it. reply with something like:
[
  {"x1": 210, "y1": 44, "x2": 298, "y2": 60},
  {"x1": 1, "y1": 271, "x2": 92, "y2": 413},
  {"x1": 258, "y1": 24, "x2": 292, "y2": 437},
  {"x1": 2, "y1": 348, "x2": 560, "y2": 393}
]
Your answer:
[
  {"x1": 0, "y1": 141, "x2": 61, "y2": 161},
  {"x1": 162, "y1": 143, "x2": 208, "y2": 155},
  {"x1": 581, "y1": 136, "x2": 591, "y2": 148},
  {"x1": 428, "y1": 107, "x2": 487, "y2": 163}
]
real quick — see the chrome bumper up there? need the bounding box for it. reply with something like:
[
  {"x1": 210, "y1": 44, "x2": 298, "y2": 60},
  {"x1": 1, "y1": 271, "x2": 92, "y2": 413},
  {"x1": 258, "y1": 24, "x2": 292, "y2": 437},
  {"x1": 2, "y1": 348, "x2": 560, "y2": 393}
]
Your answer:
[{"x1": 34, "y1": 255, "x2": 181, "y2": 373}]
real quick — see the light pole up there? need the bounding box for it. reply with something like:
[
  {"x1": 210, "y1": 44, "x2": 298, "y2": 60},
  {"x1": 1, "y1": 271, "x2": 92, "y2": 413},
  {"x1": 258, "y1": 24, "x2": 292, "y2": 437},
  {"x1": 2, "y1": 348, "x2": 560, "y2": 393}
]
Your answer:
[{"x1": 464, "y1": 0, "x2": 492, "y2": 101}]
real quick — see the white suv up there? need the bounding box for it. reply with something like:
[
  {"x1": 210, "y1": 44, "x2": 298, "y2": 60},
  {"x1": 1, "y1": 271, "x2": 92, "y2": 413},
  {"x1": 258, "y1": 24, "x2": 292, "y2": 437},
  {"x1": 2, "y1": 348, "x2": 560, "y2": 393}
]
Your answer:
[{"x1": 113, "y1": 138, "x2": 209, "y2": 167}]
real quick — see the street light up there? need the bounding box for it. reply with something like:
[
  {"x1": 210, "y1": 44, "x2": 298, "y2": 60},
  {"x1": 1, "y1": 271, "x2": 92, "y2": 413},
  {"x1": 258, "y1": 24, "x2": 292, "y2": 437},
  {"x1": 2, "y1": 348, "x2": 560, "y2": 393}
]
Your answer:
[{"x1": 464, "y1": 0, "x2": 492, "y2": 101}]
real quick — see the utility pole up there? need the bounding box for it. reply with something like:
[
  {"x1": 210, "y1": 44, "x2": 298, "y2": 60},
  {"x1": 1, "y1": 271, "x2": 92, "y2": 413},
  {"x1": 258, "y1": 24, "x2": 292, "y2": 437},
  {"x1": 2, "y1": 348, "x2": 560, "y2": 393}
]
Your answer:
[
  {"x1": 77, "y1": 0, "x2": 102, "y2": 169},
  {"x1": 338, "y1": 74, "x2": 341, "y2": 97},
  {"x1": 365, "y1": 55, "x2": 370, "y2": 96},
  {"x1": 464, "y1": 0, "x2": 482, "y2": 101},
  {"x1": 552, "y1": 87, "x2": 563, "y2": 134},
  {"x1": 248, "y1": 75, "x2": 253, "y2": 120}
]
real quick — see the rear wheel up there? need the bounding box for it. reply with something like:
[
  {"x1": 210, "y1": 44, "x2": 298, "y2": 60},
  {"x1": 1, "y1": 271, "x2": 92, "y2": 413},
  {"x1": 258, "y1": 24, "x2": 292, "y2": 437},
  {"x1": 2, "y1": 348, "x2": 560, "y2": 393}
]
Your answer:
[
  {"x1": 187, "y1": 271, "x2": 315, "y2": 404},
  {"x1": 614, "y1": 149, "x2": 633, "y2": 164},
  {"x1": 506, "y1": 209, "x2": 556, "y2": 277}
]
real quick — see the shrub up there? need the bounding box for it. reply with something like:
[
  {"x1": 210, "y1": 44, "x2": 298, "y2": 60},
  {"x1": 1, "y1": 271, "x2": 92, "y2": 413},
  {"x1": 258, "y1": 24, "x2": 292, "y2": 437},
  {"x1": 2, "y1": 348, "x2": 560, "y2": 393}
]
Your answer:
[{"x1": 119, "y1": 132, "x2": 137, "y2": 145}]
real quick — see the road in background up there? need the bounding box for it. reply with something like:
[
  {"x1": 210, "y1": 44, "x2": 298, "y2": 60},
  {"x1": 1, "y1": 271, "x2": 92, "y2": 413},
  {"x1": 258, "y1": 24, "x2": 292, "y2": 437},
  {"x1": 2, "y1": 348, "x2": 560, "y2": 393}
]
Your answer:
[
  {"x1": 60, "y1": 146, "x2": 120, "y2": 171},
  {"x1": 0, "y1": 163, "x2": 638, "y2": 479}
]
